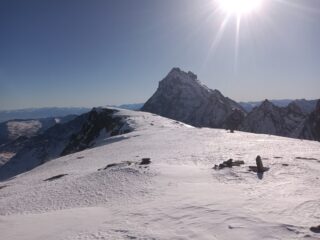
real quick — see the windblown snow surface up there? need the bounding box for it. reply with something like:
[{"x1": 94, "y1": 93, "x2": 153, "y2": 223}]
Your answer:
[{"x1": 0, "y1": 109, "x2": 319, "y2": 240}]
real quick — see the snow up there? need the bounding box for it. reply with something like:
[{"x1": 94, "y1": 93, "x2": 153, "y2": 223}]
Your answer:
[
  {"x1": 0, "y1": 108, "x2": 320, "y2": 239},
  {"x1": 6, "y1": 120, "x2": 42, "y2": 140}
]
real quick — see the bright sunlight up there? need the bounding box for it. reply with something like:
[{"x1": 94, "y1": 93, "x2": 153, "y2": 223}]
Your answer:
[{"x1": 218, "y1": 0, "x2": 263, "y2": 15}]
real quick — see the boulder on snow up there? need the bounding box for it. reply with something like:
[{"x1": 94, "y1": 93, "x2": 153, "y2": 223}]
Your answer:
[
  {"x1": 140, "y1": 158, "x2": 151, "y2": 165},
  {"x1": 213, "y1": 159, "x2": 245, "y2": 170},
  {"x1": 310, "y1": 225, "x2": 320, "y2": 233}
]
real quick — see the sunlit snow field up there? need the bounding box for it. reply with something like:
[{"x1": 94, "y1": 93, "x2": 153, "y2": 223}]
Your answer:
[{"x1": 0, "y1": 109, "x2": 319, "y2": 240}]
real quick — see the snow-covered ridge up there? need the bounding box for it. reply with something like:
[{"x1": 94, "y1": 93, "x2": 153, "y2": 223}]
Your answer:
[{"x1": 0, "y1": 108, "x2": 319, "y2": 240}]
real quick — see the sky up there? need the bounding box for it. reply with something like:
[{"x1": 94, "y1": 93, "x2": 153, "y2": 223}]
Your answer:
[{"x1": 0, "y1": 0, "x2": 319, "y2": 110}]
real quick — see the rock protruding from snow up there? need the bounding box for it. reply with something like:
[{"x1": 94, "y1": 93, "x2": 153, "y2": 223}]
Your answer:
[
  {"x1": 239, "y1": 100, "x2": 306, "y2": 137},
  {"x1": 142, "y1": 68, "x2": 246, "y2": 128}
]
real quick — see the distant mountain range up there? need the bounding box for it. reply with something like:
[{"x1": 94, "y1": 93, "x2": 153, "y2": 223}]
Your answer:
[
  {"x1": 119, "y1": 99, "x2": 318, "y2": 114},
  {"x1": 0, "y1": 107, "x2": 90, "y2": 123},
  {"x1": 117, "y1": 103, "x2": 144, "y2": 111},
  {"x1": 239, "y1": 99, "x2": 318, "y2": 113}
]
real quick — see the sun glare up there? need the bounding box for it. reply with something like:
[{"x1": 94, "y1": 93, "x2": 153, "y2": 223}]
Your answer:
[
  {"x1": 205, "y1": 0, "x2": 266, "y2": 72},
  {"x1": 218, "y1": 0, "x2": 263, "y2": 15}
]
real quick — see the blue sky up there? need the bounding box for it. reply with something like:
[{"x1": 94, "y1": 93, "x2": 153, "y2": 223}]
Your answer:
[{"x1": 0, "y1": 0, "x2": 319, "y2": 110}]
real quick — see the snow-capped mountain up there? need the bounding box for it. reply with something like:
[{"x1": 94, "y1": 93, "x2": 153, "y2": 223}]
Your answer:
[
  {"x1": 239, "y1": 100, "x2": 307, "y2": 137},
  {"x1": 142, "y1": 68, "x2": 246, "y2": 129},
  {"x1": 1, "y1": 108, "x2": 320, "y2": 240},
  {"x1": 0, "y1": 115, "x2": 77, "y2": 146},
  {"x1": 0, "y1": 108, "x2": 131, "y2": 181},
  {"x1": 295, "y1": 100, "x2": 320, "y2": 141}
]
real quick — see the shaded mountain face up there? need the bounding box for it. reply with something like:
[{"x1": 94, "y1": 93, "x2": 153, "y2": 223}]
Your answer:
[
  {"x1": 142, "y1": 68, "x2": 246, "y2": 128},
  {"x1": 295, "y1": 100, "x2": 320, "y2": 141},
  {"x1": 239, "y1": 100, "x2": 307, "y2": 137},
  {"x1": 0, "y1": 108, "x2": 131, "y2": 181},
  {"x1": 293, "y1": 99, "x2": 318, "y2": 114}
]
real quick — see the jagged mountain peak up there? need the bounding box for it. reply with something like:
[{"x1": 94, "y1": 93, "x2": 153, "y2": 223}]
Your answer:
[
  {"x1": 259, "y1": 99, "x2": 275, "y2": 110},
  {"x1": 142, "y1": 68, "x2": 245, "y2": 128},
  {"x1": 240, "y1": 99, "x2": 307, "y2": 137},
  {"x1": 167, "y1": 67, "x2": 197, "y2": 81},
  {"x1": 159, "y1": 68, "x2": 212, "y2": 94}
]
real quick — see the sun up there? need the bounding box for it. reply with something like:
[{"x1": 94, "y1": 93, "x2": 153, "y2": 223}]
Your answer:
[{"x1": 218, "y1": 0, "x2": 263, "y2": 15}]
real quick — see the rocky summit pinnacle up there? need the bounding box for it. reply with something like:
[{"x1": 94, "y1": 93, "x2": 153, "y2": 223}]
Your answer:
[
  {"x1": 239, "y1": 99, "x2": 307, "y2": 137},
  {"x1": 141, "y1": 68, "x2": 246, "y2": 128}
]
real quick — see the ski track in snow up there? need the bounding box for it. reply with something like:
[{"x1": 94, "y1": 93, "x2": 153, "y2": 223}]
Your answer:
[{"x1": 0, "y1": 109, "x2": 320, "y2": 240}]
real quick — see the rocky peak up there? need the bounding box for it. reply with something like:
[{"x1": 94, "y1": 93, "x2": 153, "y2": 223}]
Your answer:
[
  {"x1": 142, "y1": 68, "x2": 245, "y2": 128},
  {"x1": 240, "y1": 99, "x2": 307, "y2": 137},
  {"x1": 161, "y1": 68, "x2": 200, "y2": 88},
  {"x1": 167, "y1": 68, "x2": 197, "y2": 81},
  {"x1": 259, "y1": 99, "x2": 275, "y2": 110},
  {"x1": 287, "y1": 101, "x2": 304, "y2": 115}
]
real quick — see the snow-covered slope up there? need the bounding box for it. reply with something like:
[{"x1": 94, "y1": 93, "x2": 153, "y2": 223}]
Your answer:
[
  {"x1": 0, "y1": 108, "x2": 319, "y2": 240},
  {"x1": 239, "y1": 100, "x2": 307, "y2": 138},
  {"x1": 142, "y1": 68, "x2": 246, "y2": 129}
]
